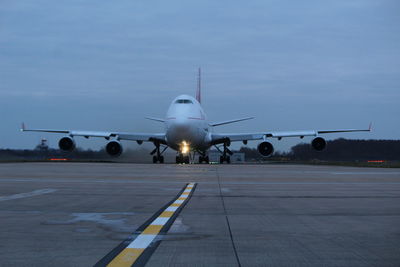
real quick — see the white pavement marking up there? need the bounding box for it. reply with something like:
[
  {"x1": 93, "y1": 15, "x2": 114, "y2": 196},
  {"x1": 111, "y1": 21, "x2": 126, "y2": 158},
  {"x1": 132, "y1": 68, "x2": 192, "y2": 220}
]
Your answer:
[
  {"x1": 165, "y1": 206, "x2": 179, "y2": 212},
  {"x1": 151, "y1": 217, "x2": 169, "y2": 225},
  {"x1": 127, "y1": 234, "x2": 157, "y2": 249},
  {"x1": 0, "y1": 189, "x2": 57, "y2": 202}
]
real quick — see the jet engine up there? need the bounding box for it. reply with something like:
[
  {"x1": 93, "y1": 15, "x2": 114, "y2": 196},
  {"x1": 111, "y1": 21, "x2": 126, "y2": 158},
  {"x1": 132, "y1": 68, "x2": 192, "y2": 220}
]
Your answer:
[
  {"x1": 106, "y1": 141, "x2": 123, "y2": 157},
  {"x1": 257, "y1": 141, "x2": 274, "y2": 157},
  {"x1": 58, "y1": 136, "x2": 75, "y2": 152},
  {"x1": 311, "y1": 137, "x2": 326, "y2": 151}
]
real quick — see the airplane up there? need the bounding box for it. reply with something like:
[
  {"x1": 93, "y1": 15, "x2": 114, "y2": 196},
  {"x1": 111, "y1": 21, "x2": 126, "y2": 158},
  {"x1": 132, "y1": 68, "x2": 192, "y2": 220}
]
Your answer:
[{"x1": 21, "y1": 69, "x2": 371, "y2": 164}]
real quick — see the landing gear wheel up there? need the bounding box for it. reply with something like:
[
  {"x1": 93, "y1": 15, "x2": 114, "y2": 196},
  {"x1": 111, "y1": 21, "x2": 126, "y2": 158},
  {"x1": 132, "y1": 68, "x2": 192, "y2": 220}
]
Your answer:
[
  {"x1": 153, "y1": 155, "x2": 164, "y2": 163},
  {"x1": 176, "y1": 155, "x2": 186, "y2": 164},
  {"x1": 184, "y1": 156, "x2": 190, "y2": 164},
  {"x1": 151, "y1": 142, "x2": 167, "y2": 164},
  {"x1": 217, "y1": 141, "x2": 233, "y2": 164},
  {"x1": 199, "y1": 155, "x2": 209, "y2": 164},
  {"x1": 176, "y1": 154, "x2": 190, "y2": 164},
  {"x1": 219, "y1": 156, "x2": 231, "y2": 164}
]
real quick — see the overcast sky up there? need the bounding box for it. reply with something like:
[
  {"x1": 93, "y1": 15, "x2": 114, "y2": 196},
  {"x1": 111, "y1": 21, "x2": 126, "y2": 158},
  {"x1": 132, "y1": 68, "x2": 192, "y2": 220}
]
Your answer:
[{"x1": 1, "y1": 0, "x2": 399, "y2": 152}]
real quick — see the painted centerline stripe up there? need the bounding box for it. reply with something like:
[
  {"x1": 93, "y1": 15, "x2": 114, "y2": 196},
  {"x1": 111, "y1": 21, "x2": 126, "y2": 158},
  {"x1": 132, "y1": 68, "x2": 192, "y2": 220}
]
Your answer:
[
  {"x1": 165, "y1": 206, "x2": 178, "y2": 212},
  {"x1": 95, "y1": 182, "x2": 196, "y2": 267}
]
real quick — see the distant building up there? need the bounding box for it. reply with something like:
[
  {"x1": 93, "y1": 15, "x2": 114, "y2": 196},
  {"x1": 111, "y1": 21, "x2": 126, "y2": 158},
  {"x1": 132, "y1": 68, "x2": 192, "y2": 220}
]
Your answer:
[
  {"x1": 208, "y1": 151, "x2": 245, "y2": 163},
  {"x1": 231, "y1": 153, "x2": 245, "y2": 163},
  {"x1": 35, "y1": 138, "x2": 49, "y2": 151}
]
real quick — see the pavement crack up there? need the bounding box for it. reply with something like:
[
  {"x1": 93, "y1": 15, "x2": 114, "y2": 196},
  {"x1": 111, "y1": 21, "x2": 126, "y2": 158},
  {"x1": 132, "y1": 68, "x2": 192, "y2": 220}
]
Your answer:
[{"x1": 216, "y1": 167, "x2": 242, "y2": 267}]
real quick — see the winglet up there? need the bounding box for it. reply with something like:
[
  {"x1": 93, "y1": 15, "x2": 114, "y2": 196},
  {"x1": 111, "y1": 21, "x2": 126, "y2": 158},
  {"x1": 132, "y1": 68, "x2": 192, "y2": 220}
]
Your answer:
[
  {"x1": 368, "y1": 122, "x2": 372, "y2": 131},
  {"x1": 21, "y1": 122, "x2": 26, "y2": 132}
]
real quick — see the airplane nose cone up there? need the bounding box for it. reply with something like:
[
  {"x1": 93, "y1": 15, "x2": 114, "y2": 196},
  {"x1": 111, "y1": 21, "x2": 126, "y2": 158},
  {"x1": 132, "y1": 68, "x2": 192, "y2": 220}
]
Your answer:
[
  {"x1": 172, "y1": 118, "x2": 191, "y2": 131},
  {"x1": 167, "y1": 119, "x2": 195, "y2": 145},
  {"x1": 173, "y1": 123, "x2": 191, "y2": 135}
]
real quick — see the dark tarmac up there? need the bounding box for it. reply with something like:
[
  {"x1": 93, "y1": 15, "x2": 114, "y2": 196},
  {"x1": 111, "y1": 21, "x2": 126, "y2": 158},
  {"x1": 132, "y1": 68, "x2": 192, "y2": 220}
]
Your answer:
[{"x1": 0, "y1": 162, "x2": 399, "y2": 266}]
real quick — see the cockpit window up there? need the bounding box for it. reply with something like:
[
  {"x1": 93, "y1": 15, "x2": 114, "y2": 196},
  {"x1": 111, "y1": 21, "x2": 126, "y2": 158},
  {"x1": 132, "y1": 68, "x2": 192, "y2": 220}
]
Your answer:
[{"x1": 175, "y1": 99, "x2": 193, "y2": 104}]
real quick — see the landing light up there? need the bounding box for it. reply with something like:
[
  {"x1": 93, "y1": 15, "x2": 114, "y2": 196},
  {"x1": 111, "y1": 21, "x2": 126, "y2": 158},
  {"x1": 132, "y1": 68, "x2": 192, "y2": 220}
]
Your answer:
[{"x1": 181, "y1": 141, "x2": 190, "y2": 154}]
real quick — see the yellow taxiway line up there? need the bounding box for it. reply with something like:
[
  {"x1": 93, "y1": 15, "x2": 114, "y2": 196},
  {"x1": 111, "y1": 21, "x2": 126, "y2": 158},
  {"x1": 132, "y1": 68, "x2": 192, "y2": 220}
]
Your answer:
[{"x1": 106, "y1": 183, "x2": 196, "y2": 267}]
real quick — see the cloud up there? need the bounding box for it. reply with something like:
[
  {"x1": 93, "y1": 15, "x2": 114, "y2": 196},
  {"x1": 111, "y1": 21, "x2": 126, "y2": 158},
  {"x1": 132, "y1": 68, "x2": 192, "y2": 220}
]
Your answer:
[{"x1": 0, "y1": 0, "x2": 399, "y2": 150}]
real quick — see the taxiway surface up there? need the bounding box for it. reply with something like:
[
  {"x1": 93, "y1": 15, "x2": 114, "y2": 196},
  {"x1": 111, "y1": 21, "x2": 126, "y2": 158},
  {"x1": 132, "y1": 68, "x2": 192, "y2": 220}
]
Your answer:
[{"x1": 0, "y1": 163, "x2": 399, "y2": 266}]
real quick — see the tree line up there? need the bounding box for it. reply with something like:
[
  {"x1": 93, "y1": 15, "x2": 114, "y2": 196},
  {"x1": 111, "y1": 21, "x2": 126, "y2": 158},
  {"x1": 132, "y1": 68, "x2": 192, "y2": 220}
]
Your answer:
[
  {"x1": 240, "y1": 138, "x2": 400, "y2": 161},
  {"x1": 1, "y1": 139, "x2": 399, "y2": 162}
]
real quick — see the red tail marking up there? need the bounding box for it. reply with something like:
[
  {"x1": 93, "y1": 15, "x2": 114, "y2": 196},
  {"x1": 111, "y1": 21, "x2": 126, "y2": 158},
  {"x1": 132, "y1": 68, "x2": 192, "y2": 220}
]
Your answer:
[{"x1": 196, "y1": 68, "x2": 201, "y2": 104}]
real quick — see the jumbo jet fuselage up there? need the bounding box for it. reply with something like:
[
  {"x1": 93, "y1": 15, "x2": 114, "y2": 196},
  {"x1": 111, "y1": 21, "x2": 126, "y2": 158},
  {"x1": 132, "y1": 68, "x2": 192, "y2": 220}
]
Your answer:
[{"x1": 165, "y1": 95, "x2": 210, "y2": 151}]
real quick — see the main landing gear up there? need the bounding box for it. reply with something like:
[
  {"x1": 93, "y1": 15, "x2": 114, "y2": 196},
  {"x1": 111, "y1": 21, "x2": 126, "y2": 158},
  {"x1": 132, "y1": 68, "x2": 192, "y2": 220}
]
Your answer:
[
  {"x1": 215, "y1": 141, "x2": 233, "y2": 164},
  {"x1": 151, "y1": 142, "x2": 167, "y2": 163},
  {"x1": 220, "y1": 155, "x2": 230, "y2": 164},
  {"x1": 198, "y1": 151, "x2": 209, "y2": 164}
]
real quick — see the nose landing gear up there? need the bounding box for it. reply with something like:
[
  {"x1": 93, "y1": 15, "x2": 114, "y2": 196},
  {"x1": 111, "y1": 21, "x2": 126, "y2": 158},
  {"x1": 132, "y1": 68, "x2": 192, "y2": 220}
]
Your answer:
[{"x1": 176, "y1": 154, "x2": 190, "y2": 164}]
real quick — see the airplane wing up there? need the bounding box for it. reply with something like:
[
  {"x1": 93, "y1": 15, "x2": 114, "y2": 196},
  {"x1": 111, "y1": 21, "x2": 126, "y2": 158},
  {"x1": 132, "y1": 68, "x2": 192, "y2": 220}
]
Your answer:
[
  {"x1": 21, "y1": 123, "x2": 166, "y2": 144},
  {"x1": 211, "y1": 124, "x2": 372, "y2": 144},
  {"x1": 145, "y1": 117, "x2": 165, "y2": 123},
  {"x1": 209, "y1": 117, "x2": 254, "y2": 127}
]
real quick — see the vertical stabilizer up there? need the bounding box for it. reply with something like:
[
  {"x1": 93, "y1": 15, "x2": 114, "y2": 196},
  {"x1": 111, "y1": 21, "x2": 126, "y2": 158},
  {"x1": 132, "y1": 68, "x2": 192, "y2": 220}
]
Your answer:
[{"x1": 196, "y1": 67, "x2": 201, "y2": 104}]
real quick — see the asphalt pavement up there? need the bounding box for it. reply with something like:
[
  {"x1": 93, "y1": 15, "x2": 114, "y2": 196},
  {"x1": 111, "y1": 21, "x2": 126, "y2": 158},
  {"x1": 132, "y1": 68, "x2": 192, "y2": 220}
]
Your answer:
[{"x1": 0, "y1": 162, "x2": 399, "y2": 266}]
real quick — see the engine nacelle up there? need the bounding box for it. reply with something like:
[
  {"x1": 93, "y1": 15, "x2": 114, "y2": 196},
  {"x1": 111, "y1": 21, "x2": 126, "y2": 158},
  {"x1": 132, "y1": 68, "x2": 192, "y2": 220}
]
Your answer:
[
  {"x1": 257, "y1": 141, "x2": 274, "y2": 157},
  {"x1": 311, "y1": 137, "x2": 326, "y2": 151},
  {"x1": 58, "y1": 136, "x2": 75, "y2": 152},
  {"x1": 106, "y1": 141, "x2": 123, "y2": 157}
]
